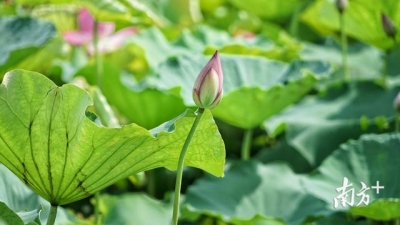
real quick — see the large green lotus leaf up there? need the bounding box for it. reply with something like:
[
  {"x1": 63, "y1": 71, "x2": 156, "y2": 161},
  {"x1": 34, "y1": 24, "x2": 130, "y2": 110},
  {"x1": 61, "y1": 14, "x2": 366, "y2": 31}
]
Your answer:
[
  {"x1": 122, "y1": 0, "x2": 171, "y2": 26},
  {"x1": 175, "y1": 25, "x2": 277, "y2": 49},
  {"x1": 255, "y1": 137, "x2": 313, "y2": 174},
  {"x1": 31, "y1": 5, "x2": 77, "y2": 33},
  {"x1": 14, "y1": 39, "x2": 64, "y2": 76},
  {"x1": 182, "y1": 161, "x2": 330, "y2": 225},
  {"x1": 98, "y1": 193, "x2": 172, "y2": 225},
  {"x1": 0, "y1": 163, "x2": 42, "y2": 224},
  {"x1": 301, "y1": 0, "x2": 400, "y2": 50},
  {"x1": 124, "y1": 0, "x2": 203, "y2": 27},
  {"x1": 183, "y1": 213, "x2": 286, "y2": 225},
  {"x1": 0, "y1": 164, "x2": 75, "y2": 224},
  {"x1": 0, "y1": 17, "x2": 56, "y2": 78},
  {"x1": 301, "y1": 38, "x2": 384, "y2": 82},
  {"x1": 175, "y1": 26, "x2": 240, "y2": 52},
  {"x1": 0, "y1": 69, "x2": 225, "y2": 205},
  {"x1": 350, "y1": 199, "x2": 400, "y2": 221},
  {"x1": 203, "y1": 38, "x2": 301, "y2": 63},
  {"x1": 304, "y1": 133, "x2": 400, "y2": 209},
  {"x1": 264, "y1": 82, "x2": 400, "y2": 167},
  {"x1": 156, "y1": 54, "x2": 332, "y2": 129},
  {"x1": 183, "y1": 133, "x2": 400, "y2": 224},
  {"x1": 176, "y1": 26, "x2": 301, "y2": 62},
  {"x1": 75, "y1": 62, "x2": 187, "y2": 129},
  {"x1": 227, "y1": 0, "x2": 300, "y2": 20},
  {"x1": 70, "y1": 77, "x2": 120, "y2": 128},
  {"x1": 126, "y1": 28, "x2": 189, "y2": 73},
  {"x1": 15, "y1": 0, "x2": 132, "y2": 23},
  {"x1": 229, "y1": 216, "x2": 285, "y2": 225},
  {"x1": 88, "y1": 87, "x2": 120, "y2": 128},
  {"x1": 16, "y1": 0, "x2": 171, "y2": 25},
  {"x1": 388, "y1": 45, "x2": 400, "y2": 76},
  {"x1": 315, "y1": 212, "x2": 368, "y2": 225},
  {"x1": 0, "y1": 164, "x2": 39, "y2": 214}
]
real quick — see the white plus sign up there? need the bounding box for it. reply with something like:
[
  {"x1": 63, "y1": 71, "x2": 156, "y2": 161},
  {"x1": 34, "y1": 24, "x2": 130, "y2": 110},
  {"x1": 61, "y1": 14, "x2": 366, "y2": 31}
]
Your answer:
[{"x1": 371, "y1": 181, "x2": 384, "y2": 194}]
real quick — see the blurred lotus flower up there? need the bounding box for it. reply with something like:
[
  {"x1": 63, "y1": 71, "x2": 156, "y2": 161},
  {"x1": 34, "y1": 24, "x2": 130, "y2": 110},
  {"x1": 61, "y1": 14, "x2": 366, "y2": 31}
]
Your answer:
[
  {"x1": 63, "y1": 8, "x2": 137, "y2": 54},
  {"x1": 192, "y1": 51, "x2": 223, "y2": 109},
  {"x1": 394, "y1": 92, "x2": 400, "y2": 113},
  {"x1": 381, "y1": 13, "x2": 397, "y2": 38},
  {"x1": 336, "y1": 0, "x2": 348, "y2": 13},
  {"x1": 233, "y1": 31, "x2": 255, "y2": 39}
]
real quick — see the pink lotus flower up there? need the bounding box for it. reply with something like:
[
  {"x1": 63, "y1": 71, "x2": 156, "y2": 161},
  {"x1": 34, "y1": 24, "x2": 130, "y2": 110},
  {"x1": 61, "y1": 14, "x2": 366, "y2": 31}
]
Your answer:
[
  {"x1": 233, "y1": 31, "x2": 255, "y2": 39},
  {"x1": 192, "y1": 51, "x2": 223, "y2": 109},
  {"x1": 63, "y1": 8, "x2": 137, "y2": 54}
]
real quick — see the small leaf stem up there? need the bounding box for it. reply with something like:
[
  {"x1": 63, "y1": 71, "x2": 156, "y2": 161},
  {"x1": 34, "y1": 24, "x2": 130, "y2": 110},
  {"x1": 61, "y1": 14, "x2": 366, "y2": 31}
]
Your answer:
[
  {"x1": 339, "y1": 12, "x2": 349, "y2": 82},
  {"x1": 46, "y1": 204, "x2": 58, "y2": 225},
  {"x1": 172, "y1": 108, "x2": 204, "y2": 225},
  {"x1": 241, "y1": 129, "x2": 253, "y2": 161}
]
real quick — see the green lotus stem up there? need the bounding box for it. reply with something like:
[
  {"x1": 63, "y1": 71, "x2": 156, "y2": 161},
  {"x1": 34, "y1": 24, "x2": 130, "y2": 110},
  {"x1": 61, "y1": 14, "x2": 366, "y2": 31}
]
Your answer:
[
  {"x1": 383, "y1": 49, "x2": 391, "y2": 87},
  {"x1": 339, "y1": 13, "x2": 349, "y2": 82},
  {"x1": 46, "y1": 205, "x2": 58, "y2": 225},
  {"x1": 241, "y1": 129, "x2": 253, "y2": 160},
  {"x1": 188, "y1": 0, "x2": 202, "y2": 23},
  {"x1": 93, "y1": 20, "x2": 103, "y2": 89},
  {"x1": 94, "y1": 191, "x2": 101, "y2": 225},
  {"x1": 289, "y1": 1, "x2": 302, "y2": 38},
  {"x1": 147, "y1": 170, "x2": 156, "y2": 197},
  {"x1": 396, "y1": 113, "x2": 399, "y2": 133},
  {"x1": 93, "y1": 20, "x2": 102, "y2": 225},
  {"x1": 172, "y1": 108, "x2": 204, "y2": 225}
]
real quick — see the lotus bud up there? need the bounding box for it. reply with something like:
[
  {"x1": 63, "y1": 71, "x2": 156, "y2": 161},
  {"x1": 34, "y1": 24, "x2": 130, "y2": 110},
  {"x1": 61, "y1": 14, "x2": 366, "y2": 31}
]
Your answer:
[
  {"x1": 394, "y1": 92, "x2": 400, "y2": 113},
  {"x1": 192, "y1": 51, "x2": 223, "y2": 109},
  {"x1": 381, "y1": 13, "x2": 397, "y2": 38},
  {"x1": 336, "y1": 0, "x2": 348, "y2": 14}
]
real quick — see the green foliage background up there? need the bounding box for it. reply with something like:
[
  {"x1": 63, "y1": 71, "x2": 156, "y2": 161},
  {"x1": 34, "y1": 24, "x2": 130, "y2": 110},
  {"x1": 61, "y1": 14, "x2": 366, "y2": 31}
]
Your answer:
[{"x1": 0, "y1": 0, "x2": 400, "y2": 224}]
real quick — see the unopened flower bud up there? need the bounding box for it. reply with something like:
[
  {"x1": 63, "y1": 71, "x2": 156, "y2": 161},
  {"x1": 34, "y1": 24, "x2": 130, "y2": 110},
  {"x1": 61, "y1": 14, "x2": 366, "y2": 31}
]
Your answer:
[
  {"x1": 192, "y1": 51, "x2": 223, "y2": 109},
  {"x1": 381, "y1": 13, "x2": 397, "y2": 38},
  {"x1": 394, "y1": 92, "x2": 400, "y2": 113},
  {"x1": 336, "y1": 0, "x2": 348, "y2": 14}
]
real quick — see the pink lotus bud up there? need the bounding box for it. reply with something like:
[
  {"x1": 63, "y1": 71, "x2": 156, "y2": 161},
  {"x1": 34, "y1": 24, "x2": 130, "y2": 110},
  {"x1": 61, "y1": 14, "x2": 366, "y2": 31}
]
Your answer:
[
  {"x1": 336, "y1": 0, "x2": 348, "y2": 13},
  {"x1": 381, "y1": 13, "x2": 397, "y2": 38},
  {"x1": 394, "y1": 92, "x2": 400, "y2": 113},
  {"x1": 192, "y1": 51, "x2": 223, "y2": 109}
]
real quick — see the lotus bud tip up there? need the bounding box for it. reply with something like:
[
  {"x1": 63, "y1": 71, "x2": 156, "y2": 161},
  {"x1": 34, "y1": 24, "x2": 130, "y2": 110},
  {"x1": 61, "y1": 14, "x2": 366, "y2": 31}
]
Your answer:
[
  {"x1": 381, "y1": 13, "x2": 397, "y2": 38},
  {"x1": 192, "y1": 51, "x2": 223, "y2": 109},
  {"x1": 336, "y1": 0, "x2": 348, "y2": 13},
  {"x1": 394, "y1": 92, "x2": 400, "y2": 113}
]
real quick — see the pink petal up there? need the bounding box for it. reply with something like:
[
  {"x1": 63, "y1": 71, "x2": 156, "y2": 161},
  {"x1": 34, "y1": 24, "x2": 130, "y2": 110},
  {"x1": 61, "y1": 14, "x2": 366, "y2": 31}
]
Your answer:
[
  {"x1": 78, "y1": 8, "x2": 115, "y2": 36},
  {"x1": 63, "y1": 31, "x2": 93, "y2": 46},
  {"x1": 98, "y1": 22, "x2": 115, "y2": 37},
  {"x1": 87, "y1": 27, "x2": 137, "y2": 54},
  {"x1": 78, "y1": 8, "x2": 94, "y2": 33},
  {"x1": 104, "y1": 27, "x2": 137, "y2": 46}
]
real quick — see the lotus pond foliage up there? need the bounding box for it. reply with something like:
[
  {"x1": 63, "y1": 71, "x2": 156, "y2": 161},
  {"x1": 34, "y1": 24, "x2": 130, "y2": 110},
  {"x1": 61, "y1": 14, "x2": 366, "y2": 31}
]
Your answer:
[{"x1": 0, "y1": 0, "x2": 400, "y2": 225}]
